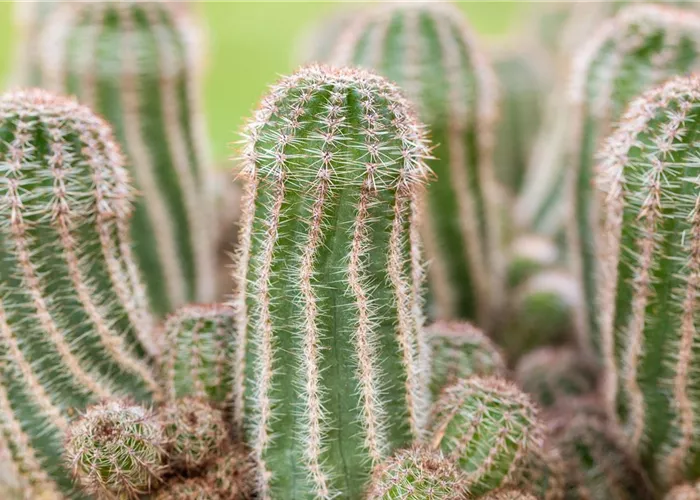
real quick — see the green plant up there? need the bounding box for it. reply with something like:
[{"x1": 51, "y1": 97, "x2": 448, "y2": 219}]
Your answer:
[
  {"x1": 506, "y1": 235, "x2": 560, "y2": 289},
  {"x1": 64, "y1": 400, "x2": 166, "y2": 499},
  {"x1": 566, "y1": 4, "x2": 700, "y2": 356},
  {"x1": 365, "y1": 447, "x2": 465, "y2": 500},
  {"x1": 152, "y1": 477, "x2": 214, "y2": 500},
  {"x1": 427, "y1": 321, "x2": 506, "y2": 397},
  {"x1": 161, "y1": 304, "x2": 235, "y2": 403},
  {"x1": 0, "y1": 89, "x2": 162, "y2": 495},
  {"x1": 596, "y1": 74, "x2": 700, "y2": 486},
  {"x1": 429, "y1": 376, "x2": 543, "y2": 497},
  {"x1": 231, "y1": 64, "x2": 431, "y2": 499},
  {"x1": 35, "y1": 1, "x2": 218, "y2": 316},
  {"x1": 328, "y1": 2, "x2": 503, "y2": 322}
]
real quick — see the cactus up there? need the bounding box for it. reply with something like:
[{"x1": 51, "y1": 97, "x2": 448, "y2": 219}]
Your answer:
[
  {"x1": 429, "y1": 376, "x2": 543, "y2": 497},
  {"x1": 365, "y1": 447, "x2": 465, "y2": 500},
  {"x1": 8, "y1": 2, "x2": 57, "y2": 86},
  {"x1": 565, "y1": 4, "x2": 700, "y2": 356},
  {"x1": 328, "y1": 2, "x2": 503, "y2": 322},
  {"x1": 159, "y1": 397, "x2": 228, "y2": 473},
  {"x1": 506, "y1": 235, "x2": 560, "y2": 289},
  {"x1": 231, "y1": 64, "x2": 431, "y2": 499},
  {"x1": 0, "y1": 89, "x2": 162, "y2": 494},
  {"x1": 481, "y1": 490, "x2": 537, "y2": 500},
  {"x1": 667, "y1": 483, "x2": 700, "y2": 500},
  {"x1": 35, "y1": 1, "x2": 217, "y2": 316},
  {"x1": 515, "y1": 347, "x2": 598, "y2": 409},
  {"x1": 546, "y1": 399, "x2": 655, "y2": 500},
  {"x1": 153, "y1": 477, "x2": 215, "y2": 500},
  {"x1": 596, "y1": 75, "x2": 700, "y2": 485},
  {"x1": 162, "y1": 304, "x2": 235, "y2": 403},
  {"x1": 427, "y1": 321, "x2": 506, "y2": 397},
  {"x1": 64, "y1": 400, "x2": 166, "y2": 499},
  {"x1": 204, "y1": 445, "x2": 255, "y2": 499}
]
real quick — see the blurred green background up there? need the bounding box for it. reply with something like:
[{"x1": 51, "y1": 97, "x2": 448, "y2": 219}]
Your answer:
[{"x1": 0, "y1": 2, "x2": 526, "y2": 163}]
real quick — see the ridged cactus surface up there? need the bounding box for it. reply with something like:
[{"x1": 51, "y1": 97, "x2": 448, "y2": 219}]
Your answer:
[
  {"x1": 597, "y1": 75, "x2": 700, "y2": 485},
  {"x1": 0, "y1": 89, "x2": 161, "y2": 495},
  {"x1": 567, "y1": 4, "x2": 700, "y2": 355},
  {"x1": 232, "y1": 65, "x2": 431, "y2": 499},
  {"x1": 36, "y1": 1, "x2": 217, "y2": 315},
  {"x1": 329, "y1": 2, "x2": 503, "y2": 322}
]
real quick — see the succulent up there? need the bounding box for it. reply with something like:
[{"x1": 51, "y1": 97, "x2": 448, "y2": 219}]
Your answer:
[
  {"x1": 204, "y1": 445, "x2": 255, "y2": 500},
  {"x1": 666, "y1": 483, "x2": 700, "y2": 500},
  {"x1": 231, "y1": 64, "x2": 431, "y2": 499},
  {"x1": 35, "y1": 1, "x2": 218, "y2": 315},
  {"x1": 64, "y1": 400, "x2": 166, "y2": 499},
  {"x1": 596, "y1": 75, "x2": 700, "y2": 485},
  {"x1": 506, "y1": 235, "x2": 560, "y2": 289},
  {"x1": 159, "y1": 397, "x2": 228, "y2": 473},
  {"x1": 481, "y1": 489, "x2": 538, "y2": 500},
  {"x1": 429, "y1": 376, "x2": 543, "y2": 497},
  {"x1": 427, "y1": 321, "x2": 506, "y2": 397},
  {"x1": 152, "y1": 477, "x2": 215, "y2": 500},
  {"x1": 515, "y1": 347, "x2": 598, "y2": 408},
  {"x1": 365, "y1": 447, "x2": 465, "y2": 500},
  {"x1": 566, "y1": 4, "x2": 700, "y2": 356},
  {"x1": 328, "y1": 2, "x2": 504, "y2": 322},
  {"x1": 161, "y1": 304, "x2": 235, "y2": 403},
  {"x1": 0, "y1": 89, "x2": 161, "y2": 494}
]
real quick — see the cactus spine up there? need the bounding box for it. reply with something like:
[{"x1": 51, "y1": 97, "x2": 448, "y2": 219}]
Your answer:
[
  {"x1": 162, "y1": 304, "x2": 235, "y2": 403},
  {"x1": 232, "y1": 65, "x2": 431, "y2": 499},
  {"x1": 329, "y1": 2, "x2": 503, "y2": 322},
  {"x1": 429, "y1": 376, "x2": 543, "y2": 497},
  {"x1": 597, "y1": 75, "x2": 700, "y2": 485},
  {"x1": 37, "y1": 1, "x2": 217, "y2": 315},
  {"x1": 566, "y1": 5, "x2": 700, "y2": 356},
  {"x1": 0, "y1": 89, "x2": 161, "y2": 494}
]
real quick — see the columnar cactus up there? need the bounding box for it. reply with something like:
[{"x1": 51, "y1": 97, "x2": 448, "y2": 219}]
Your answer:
[
  {"x1": 597, "y1": 75, "x2": 700, "y2": 485},
  {"x1": 566, "y1": 5, "x2": 700, "y2": 355},
  {"x1": 0, "y1": 89, "x2": 162, "y2": 494},
  {"x1": 162, "y1": 304, "x2": 235, "y2": 403},
  {"x1": 232, "y1": 65, "x2": 431, "y2": 499},
  {"x1": 365, "y1": 447, "x2": 465, "y2": 500},
  {"x1": 328, "y1": 2, "x2": 503, "y2": 322},
  {"x1": 429, "y1": 376, "x2": 543, "y2": 497},
  {"x1": 427, "y1": 321, "x2": 506, "y2": 397},
  {"x1": 36, "y1": 1, "x2": 217, "y2": 315}
]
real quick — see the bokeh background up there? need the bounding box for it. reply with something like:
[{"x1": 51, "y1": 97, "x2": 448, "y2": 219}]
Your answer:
[{"x1": 0, "y1": 2, "x2": 525, "y2": 163}]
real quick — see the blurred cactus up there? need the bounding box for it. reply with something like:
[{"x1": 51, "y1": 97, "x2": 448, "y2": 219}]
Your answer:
[
  {"x1": 159, "y1": 397, "x2": 228, "y2": 473},
  {"x1": 482, "y1": 489, "x2": 538, "y2": 500},
  {"x1": 427, "y1": 321, "x2": 506, "y2": 397},
  {"x1": 162, "y1": 304, "x2": 235, "y2": 403},
  {"x1": 566, "y1": 5, "x2": 700, "y2": 356},
  {"x1": 366, "y1": 447, "x2": 465, "y2": 500},
  {"x1": 667, "y1": 483, "x2": 700, "y2": 500},
  {"x1": 507, "y1": 235, "x2": 560, "y2": 289},
  {"x1": 515, "y1": 347, "x2": 598, "y2": 408},
  {"x1": 429, "y1": 376, "x2": 543, "y2": 497},
  {"x1": 0, "y1": 89, "x2": 162, "y2": 494},
  {"x1": 36, "y1": 1, "x2": 217, "y2": 315},
  {"x1": 232, "y1": 65, "x2": 431, "y2": 499},
  {"x1": 596, "y1": 75, "x2": 700, "y2": 485},
  {"x1": 153, "y1": 477, "x2": 215, "y2": 500},
  {"x1": 204, "y1": 445, "x2": 255, "y2": 499},
  {"x1": 64, "y1": 400, "x2": 166, "y2": 499},
  {"x1": 8, "y1": 2, "x2": 57, "y2": 86},
  {"x1": 329, "y1": 2, "x2": 503, "y2": 322},
  {"x1": 512, "y1": 441, "x2": 566, "y2": 500}
]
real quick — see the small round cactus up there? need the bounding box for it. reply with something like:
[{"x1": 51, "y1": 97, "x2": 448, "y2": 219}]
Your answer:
[
  {"x1": 365, "y1": 447, "x2": 465, "y2": 500},
  {"x1": 427, "y1": 321, "x2": 506, "y2": 397},
  {"x1": 153, "y1": 477, "x2": 216, "y2": 500},
  {"x1": 506, "y1": 235, "x2": 560, "y2": 288},
  {"x1": 666, "y1": 483, "x2": 700, "y2": 500},
  {"x1": 159, "y1": 397, "x2": 229, "y2": 473},
  {"x1": 204, "y1": 445, "x2": 256, "y2": 499},
  {"x1": 64, "y1": 400, "x2": 166, "y2": 499},
  {"x1": 481, "y1": 489, "x2": 537, "y2": 500}
]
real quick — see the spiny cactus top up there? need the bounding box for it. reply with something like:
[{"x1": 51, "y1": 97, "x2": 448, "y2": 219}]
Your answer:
[
  {"x1": 566, "y1": 4, "x2": 700, "y2": 357},
  {"x1": 329, "y1": 2, "x2": 503, "y2": 322},
  {"x1": 37, "y1": 1, "x2": 217, "y2": 315},
  {"x1": 0, "y1": 89, "x2": 162, "y2": 495},
  {"x1": 232, "y1": 64, "x2": 431, "y2": 499},
  {"x1": 597, "y1": 75, "x2": 700, "y2": 486}
]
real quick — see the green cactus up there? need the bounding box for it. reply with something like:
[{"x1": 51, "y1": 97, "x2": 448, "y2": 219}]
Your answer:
[
  {"x1": 328, "y1": 2, "x2": 504, "y2": 322},
  {"x1": 596, "y1": 75, "x2": 700, "y2": 485},
  {"x1": 161, "y1": 304, "x2": 235, "y2": 403},
  {"x1": 515, "y1": 347, "x2": 598, "y2": 409},
  {"x1": 547, "y1": 399, "x2": 655, "y2": 500},
  {"x1": 429, "y1": 376, "x2": 543, "y2": 497},
  {"x1": 34, "y1": 1, "x2": 217, "y2": 316},
  {"x1": 666, "y1": 482, "x2": 700, "y2": 500},
  {"x1": 565, "y1": 4, "x2": 700, "y2": 356},
  {"x1": 365, "y1": 447, "x2": 465, "y2": 500},
  {"x1": 64, "y1": 400, "x2": 166, "y2": 499},
  {"x1": 0, "y1": 89, "x2": 162, "y2": 495},
  {"x1": 231, "y1": 64, "x2": 431, "y2": 499},
  {"x1": 506, "y1": 235, "x2": 560, "y2": 289},
  {"x1": 427, "y1": 321, "x2": 506, "y2": 397}
]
